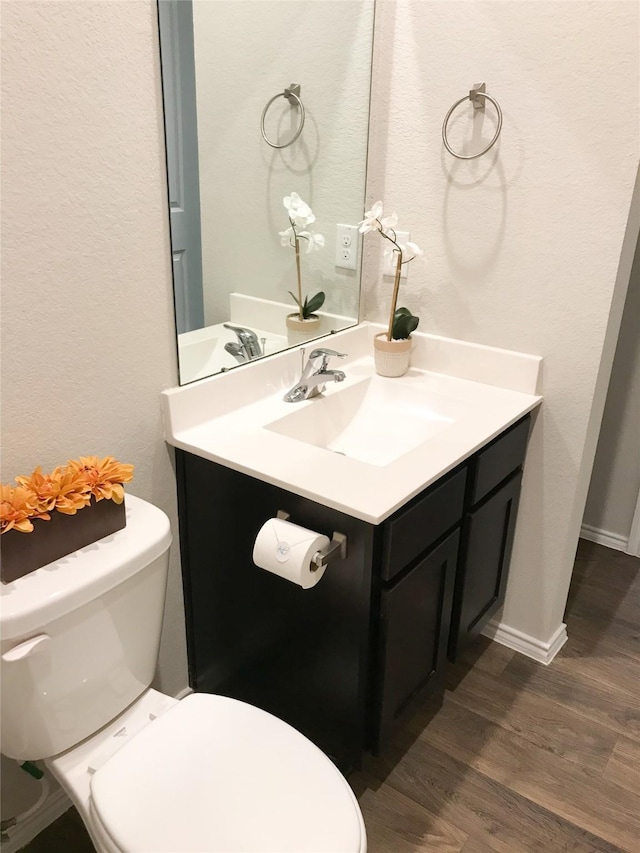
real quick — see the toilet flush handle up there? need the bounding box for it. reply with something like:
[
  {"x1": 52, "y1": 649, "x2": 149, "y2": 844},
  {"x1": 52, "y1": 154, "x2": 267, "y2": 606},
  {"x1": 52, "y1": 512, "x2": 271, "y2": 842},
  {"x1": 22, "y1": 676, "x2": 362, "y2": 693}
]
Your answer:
[{"x1": 2, "y1": 634, "x2": 51, "y2": 662}]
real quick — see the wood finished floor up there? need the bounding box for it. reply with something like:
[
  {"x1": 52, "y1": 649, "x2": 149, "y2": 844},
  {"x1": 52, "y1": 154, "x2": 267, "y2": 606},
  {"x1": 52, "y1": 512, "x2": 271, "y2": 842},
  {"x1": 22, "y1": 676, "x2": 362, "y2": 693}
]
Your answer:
[{"x1": 18, "y1": 540, "x2": 640, "y2": 853}]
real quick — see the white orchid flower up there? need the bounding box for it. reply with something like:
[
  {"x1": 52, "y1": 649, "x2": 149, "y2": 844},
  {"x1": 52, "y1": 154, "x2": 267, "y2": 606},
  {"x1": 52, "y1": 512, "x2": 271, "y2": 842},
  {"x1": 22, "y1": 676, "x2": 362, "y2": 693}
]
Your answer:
[
  {"x1": 393, "y1": 241, "x2": 423, "y2": 261},
  {"x1": 405, "y1": 241, "x2": 424, "y2": 259},
  {"x1": 380, "y1": 211, "x2": 398, "y2": 232},
  {"x1": 359, "y1": 200, "x2": 384, "y2": 234},
  {"x1": 298, "y1": 231, "x2": 325, "y2": 253},
  {"x1": 284, "y1": 192, "x2": 315, "y2": 227},
  {"x1": 279, "y1": 227, "x2": 295, "y2": 247}
]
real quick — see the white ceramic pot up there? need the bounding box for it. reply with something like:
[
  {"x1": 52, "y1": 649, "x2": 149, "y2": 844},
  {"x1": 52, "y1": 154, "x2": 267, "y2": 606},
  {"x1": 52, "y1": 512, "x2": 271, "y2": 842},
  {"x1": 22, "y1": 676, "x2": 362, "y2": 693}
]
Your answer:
[
  {"x1": 286, "y1": 313, "x2": 322, "y2": 345},
  {"x1": 373, "y1": 332, "x2": 412, "y2": 377}
]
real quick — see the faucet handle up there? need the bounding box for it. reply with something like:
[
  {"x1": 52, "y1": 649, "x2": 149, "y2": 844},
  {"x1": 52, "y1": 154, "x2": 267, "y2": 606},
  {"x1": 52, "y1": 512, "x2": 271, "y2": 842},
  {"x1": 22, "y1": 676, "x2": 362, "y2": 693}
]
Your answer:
[
  {"x1": 224, "y1": 323, "x2": 256, "y2": 338},
  {"x1": 308, "y1": 348, "x2": 347, "y2": 372},
  {"x1": 309, "y1": 348, "x2": 347, "y2": 365}
]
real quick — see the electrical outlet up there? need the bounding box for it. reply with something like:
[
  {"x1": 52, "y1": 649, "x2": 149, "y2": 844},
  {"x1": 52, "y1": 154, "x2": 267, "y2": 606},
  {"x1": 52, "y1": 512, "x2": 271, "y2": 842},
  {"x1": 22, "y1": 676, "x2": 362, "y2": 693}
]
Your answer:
[
  {"x1": 335, "y1": 224, "x2": 359, "y2": 270},
  {"x1": 383, "y1": 231, "x2": 410, "y2": 278}
]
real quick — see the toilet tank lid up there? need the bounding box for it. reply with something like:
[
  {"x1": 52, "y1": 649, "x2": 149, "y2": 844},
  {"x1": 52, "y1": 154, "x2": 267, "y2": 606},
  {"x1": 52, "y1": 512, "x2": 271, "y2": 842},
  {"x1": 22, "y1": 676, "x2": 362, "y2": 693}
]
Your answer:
[{"x1": 0, "y1": 494, "x2": 171, "y2": 640}]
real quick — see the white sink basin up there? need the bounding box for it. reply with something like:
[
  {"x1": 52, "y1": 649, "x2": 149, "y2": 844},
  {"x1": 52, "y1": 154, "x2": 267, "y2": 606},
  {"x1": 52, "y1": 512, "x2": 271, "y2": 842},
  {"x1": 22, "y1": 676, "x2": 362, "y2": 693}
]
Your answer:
[
  {"x1": 265, "y1": 376, "x2": 470, "y2": 466},
  {"x1": 162, "y1": 323, "x2": 543, "y2": 523}
]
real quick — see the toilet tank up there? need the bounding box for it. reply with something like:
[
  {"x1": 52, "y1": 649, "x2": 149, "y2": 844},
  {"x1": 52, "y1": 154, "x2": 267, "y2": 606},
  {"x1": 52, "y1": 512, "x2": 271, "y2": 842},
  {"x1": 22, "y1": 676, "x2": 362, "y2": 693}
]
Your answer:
[{"x1": 0, "y1": 495, "x2": 172, "y2": 760}]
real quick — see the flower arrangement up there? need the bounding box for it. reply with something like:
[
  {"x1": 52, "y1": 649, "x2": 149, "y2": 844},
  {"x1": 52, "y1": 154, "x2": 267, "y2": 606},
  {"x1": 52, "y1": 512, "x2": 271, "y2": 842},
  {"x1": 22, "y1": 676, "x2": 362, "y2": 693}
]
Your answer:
[
  {"x1": 359, "y1": 201, "x2": 423, "y2": 341},
  {"x1": 279, "y1": 192, "x2": 326, "y2": 321},
  {"x1": 1, "y1": 456, "x2": 134, "y2": 535},
  {"x1": 1, "y1": 456, "x2": 134, "y2": 583}
]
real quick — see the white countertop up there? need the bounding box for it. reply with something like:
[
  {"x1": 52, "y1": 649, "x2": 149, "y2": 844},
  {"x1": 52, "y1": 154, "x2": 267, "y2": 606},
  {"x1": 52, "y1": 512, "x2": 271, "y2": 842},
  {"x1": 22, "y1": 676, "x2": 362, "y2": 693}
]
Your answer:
[{"x1": 162, "y1": 324, "x2": 542, "y2": 524}]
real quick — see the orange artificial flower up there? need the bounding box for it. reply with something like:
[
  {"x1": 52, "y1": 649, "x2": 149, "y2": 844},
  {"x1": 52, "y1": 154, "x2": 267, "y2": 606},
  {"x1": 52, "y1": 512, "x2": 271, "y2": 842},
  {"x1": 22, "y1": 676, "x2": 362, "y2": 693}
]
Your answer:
[
  {"x1": 1, "y1": 456, "x2": 133, "y2": 533},
  {"x1": 51, "y1": 466, "x2": 92, "y2": 515},
  {"x1": 68, "y1": 456, "x2": 134, "y2": 504},
  {"x1": 0, "y1": 484, "x2": 36, "y2": 534},
  {"x1": 15, "y1": 465, "x2": 61, "y2": 518}
]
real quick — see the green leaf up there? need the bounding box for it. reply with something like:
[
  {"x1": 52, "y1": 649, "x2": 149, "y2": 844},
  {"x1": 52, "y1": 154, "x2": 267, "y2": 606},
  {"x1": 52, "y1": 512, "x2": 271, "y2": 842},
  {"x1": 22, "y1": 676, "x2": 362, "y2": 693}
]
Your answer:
[
  {"x1": 303, "y1": 291, "x2": 325, "y2": 318},
  {"x1": 392, "y1": 307, "x2": 419, "y2": 340},
  {"x1": 288, "y1": 291, "x2": 302, "y2": 310}
]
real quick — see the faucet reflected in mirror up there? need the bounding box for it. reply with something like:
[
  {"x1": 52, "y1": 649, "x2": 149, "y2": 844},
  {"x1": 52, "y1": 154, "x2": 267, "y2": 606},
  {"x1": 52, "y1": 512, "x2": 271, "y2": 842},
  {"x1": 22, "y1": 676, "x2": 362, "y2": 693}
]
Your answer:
[
  {"x1": 157, "y1": 0, "x2": 375, "y2": 384},
  {"x1": 223, "y1": 324, "x2": 265, "y2": 364}
]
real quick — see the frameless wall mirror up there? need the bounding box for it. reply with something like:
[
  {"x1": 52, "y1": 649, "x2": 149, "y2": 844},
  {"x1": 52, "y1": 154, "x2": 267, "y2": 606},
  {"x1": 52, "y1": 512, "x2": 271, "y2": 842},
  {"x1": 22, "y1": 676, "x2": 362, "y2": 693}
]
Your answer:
[{"x1": 158, "y1": 0, "x2": 375, "y2": 384}]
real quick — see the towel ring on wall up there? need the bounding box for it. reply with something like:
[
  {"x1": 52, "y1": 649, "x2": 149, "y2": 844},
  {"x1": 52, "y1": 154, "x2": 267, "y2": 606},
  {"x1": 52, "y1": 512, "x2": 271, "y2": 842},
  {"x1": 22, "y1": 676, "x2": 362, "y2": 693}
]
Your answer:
[
  {"x1": 260, "y1": 83, "x2": 305, "y2": 149},
  {"x1": 442, "y1": 82, "x2": 503, "y2": 160}
]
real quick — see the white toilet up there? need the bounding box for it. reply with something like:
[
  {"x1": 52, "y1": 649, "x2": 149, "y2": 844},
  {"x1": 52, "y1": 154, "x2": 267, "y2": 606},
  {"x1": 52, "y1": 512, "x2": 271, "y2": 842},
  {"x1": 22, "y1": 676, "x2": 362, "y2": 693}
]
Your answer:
[{"x1": 0, "y1": 495, "x2": 366, "y2": 852}]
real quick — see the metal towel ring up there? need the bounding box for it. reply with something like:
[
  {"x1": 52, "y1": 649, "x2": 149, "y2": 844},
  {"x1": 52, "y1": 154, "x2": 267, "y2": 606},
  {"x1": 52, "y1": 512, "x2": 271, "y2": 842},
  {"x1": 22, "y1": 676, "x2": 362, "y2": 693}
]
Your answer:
[
  {"x1": 261, "y1": 83, "x2": 305, "y2": 149},
  {"x1": 442, "y1": 82, "x2": 503, "y2": 160}
]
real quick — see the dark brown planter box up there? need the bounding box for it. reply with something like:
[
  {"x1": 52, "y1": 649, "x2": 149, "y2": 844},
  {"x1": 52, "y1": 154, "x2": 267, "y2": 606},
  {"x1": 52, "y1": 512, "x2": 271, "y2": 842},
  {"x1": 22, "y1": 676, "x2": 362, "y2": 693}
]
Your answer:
[{"x1": 1, "y1": 497, "x2": 126, "y2": 584}]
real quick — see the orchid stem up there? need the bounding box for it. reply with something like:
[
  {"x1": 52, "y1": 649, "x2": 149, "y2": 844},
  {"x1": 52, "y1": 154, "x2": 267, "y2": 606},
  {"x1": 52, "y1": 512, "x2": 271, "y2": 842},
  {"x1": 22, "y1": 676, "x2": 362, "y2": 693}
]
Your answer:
[
  {"x1": 387, "y1": 250, "x2": 402, "y2": 341},
  {"x1": 375, "y1": 217, "x2": 411, "y2": 339},
  {"x1": 294, "y1": 237, "x2": 303, "y2": 320},
  {"x1": 378, "y1": 226, "x2": 400, "y2": 253}
]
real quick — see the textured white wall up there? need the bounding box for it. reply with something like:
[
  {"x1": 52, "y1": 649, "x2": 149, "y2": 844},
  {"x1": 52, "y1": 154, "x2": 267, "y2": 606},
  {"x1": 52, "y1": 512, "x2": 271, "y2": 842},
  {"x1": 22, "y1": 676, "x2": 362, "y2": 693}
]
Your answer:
[
  {"x1": 583, "y1": 236, "x2": 640, "y2": 540},
  {"x1": 2, "y1": 0, "x2": 638, "y2": 836},
  {"x1": 193, "y1": 0, "x2": 373, "y2": 325},
  {"x1": 364, "y1": 0, "x2": 639, "y2": 645},
  {"x1": 1, "y1": 0, "x2": 187, "y2": 820}
]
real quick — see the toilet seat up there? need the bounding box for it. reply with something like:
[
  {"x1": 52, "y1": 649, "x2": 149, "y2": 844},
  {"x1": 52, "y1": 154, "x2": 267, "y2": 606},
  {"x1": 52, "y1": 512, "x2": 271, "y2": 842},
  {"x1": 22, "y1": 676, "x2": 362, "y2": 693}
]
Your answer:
[{"x1": 89, "y1": 693, "x2": 366, "y2": 852}]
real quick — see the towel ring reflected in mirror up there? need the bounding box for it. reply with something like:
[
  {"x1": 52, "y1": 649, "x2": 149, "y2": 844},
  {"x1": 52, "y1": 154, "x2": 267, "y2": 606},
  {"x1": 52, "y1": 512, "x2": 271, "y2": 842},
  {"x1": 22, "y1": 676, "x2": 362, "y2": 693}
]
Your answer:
[
  {"x1": 261, "y1": 83, "x2": 306, "y2": 149},
  {"x1": 442, "y1": 83, "x2": 503, "y2": 160}
]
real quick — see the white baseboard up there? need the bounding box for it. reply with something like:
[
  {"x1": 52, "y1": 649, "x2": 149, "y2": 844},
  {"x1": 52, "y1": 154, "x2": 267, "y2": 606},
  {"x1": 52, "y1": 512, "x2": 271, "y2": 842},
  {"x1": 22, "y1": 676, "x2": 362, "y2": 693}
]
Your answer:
[
  {"x1": 1, "y1": 685, "x2": 194, "y2": 851},
  {"x1": 482, "y1": 620, "x2": 568, "y2": 665},
  {"x1": 174, "y1": 685, "x2": 193, "y2": 701},
  {"x1": 580, "y1": 523, "x2": 629, "y2": 553},
  {"x1": 1, "y1": 787, "x2": 71, "y2": 853}
]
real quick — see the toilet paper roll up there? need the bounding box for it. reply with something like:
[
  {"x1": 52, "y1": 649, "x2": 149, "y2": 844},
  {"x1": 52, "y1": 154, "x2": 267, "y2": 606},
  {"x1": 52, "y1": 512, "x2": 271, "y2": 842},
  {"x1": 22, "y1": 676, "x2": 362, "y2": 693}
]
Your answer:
[{"x1": 253, "y1": 518, "x2": 331, "y2": 589}]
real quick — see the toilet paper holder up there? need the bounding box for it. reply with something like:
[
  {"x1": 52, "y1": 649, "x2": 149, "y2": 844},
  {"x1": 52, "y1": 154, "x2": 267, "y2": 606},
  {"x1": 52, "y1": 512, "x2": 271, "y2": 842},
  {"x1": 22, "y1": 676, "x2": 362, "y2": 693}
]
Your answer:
[{"x1": 277, "y1": 510, "x2": 347, "y2": 571}]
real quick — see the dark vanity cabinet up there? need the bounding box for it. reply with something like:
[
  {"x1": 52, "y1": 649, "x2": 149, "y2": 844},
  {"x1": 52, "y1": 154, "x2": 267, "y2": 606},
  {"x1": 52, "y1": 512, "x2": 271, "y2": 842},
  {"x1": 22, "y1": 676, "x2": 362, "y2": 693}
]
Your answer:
[
  {"x1": 448, "y1": 416, "x2": 531, "y2": 661},
  {"x1": 175, "y1": 451, "x2": 376, "y2": 774},
  {"x1": 175, "y1": 414, "x2": 531, "y2": 771},
  {"x1": 374, "y1": 530, "x2": 460, "y2": 748},
  {"x1": 372, "y1": 469, "x2": 466, "y2": 750}
]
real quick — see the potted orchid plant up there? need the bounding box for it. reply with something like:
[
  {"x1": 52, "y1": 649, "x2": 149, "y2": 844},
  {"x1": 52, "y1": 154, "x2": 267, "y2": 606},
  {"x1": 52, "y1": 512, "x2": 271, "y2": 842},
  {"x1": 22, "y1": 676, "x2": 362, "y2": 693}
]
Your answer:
[
  {"x1": 279, "y1": 192, "x2": 326, "y2": 343},
  {"x1": 359, "y1": 201, "x2": 423, "y2": 377}
]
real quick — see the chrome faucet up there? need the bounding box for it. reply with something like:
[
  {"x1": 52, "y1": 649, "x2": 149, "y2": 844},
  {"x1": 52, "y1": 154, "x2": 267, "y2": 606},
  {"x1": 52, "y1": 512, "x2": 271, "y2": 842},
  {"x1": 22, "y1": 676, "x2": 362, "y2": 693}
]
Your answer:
[
  {"x1": 283, "y1": 348, "x2": 347, "y2": 403},
  {"x1": 223, "y1": 324, "x2": 264, "y2": 362}
]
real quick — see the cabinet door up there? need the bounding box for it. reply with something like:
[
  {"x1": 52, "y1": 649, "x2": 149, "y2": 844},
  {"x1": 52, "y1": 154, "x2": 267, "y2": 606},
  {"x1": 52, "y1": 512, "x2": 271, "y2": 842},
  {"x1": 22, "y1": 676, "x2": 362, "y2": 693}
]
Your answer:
[
  {"x1": 449, "y1": 470, "x2": 522, "y2": 659},
  {"x1": 374, "y1": 530, "x2": 459, "y2": 749}
]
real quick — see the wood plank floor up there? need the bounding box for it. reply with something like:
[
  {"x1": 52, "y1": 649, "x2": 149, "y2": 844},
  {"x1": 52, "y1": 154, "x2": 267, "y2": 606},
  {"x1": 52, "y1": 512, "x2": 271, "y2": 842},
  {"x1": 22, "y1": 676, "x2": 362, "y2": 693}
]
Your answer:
[
  {"x1": 17, "y1": 539, "x2": 640, "y2": 853},
  {"x1": 354, "y1": 540, "x2": 640, "y2": 853}
]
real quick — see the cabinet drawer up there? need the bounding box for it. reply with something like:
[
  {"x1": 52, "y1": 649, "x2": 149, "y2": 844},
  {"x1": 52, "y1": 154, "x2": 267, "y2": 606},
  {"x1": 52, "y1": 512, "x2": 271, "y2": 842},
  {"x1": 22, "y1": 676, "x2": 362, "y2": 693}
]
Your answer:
[
  {"x1": 470, "y1": 416, "x2": 530, "y2": 505},
  {"x1": 381, "y1": 468, "x2": 466, "y2": 582}
]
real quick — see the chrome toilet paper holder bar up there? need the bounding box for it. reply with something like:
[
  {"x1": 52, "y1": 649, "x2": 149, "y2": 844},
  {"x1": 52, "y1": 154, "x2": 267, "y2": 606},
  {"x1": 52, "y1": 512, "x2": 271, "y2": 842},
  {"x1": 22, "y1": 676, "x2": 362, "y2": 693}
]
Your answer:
[{"x1": 277, "y1": 510, "x2": 348, "y2": 572}]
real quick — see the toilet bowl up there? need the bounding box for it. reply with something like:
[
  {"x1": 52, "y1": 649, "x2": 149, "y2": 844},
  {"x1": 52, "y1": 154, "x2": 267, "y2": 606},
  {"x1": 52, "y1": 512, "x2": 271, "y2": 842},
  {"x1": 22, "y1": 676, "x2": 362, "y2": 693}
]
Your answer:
[
  {"x1": 0, "y1": 494, "x2": 366, "y2": 852},
  {"x1": 48, "y1": 690, "x2": 366, "y2": 852}
]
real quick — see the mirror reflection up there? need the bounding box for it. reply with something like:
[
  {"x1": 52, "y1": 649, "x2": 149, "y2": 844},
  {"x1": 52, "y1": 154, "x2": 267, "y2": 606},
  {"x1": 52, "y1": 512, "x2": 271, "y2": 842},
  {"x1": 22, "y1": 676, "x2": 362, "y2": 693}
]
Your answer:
[{"x1": 158, "y1": 0, "x2": 375, "y2": 384}]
